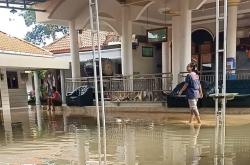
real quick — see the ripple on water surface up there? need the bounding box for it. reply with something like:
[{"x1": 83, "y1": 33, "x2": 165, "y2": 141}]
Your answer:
[{"x1": 0, "y1": 108, "x2": 249, "y2": 164}]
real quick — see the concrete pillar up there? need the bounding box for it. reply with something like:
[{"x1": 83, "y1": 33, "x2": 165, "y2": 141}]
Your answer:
[
  {"x1": 69, "y1": 21, "x2": 81, "y2": 79},
  {"x1": 60, "y1": 70, "x2": 66, "y2": 104},
  {"x1": 227, "y1": 0, "x2": 239, "y2": 70},
  {"x1": 162, "y1": 42, "x2": 171, "y2": 91},
  {"x1": 172, "y1": 16, "x2": 181, "y2": 87},
  {"x1": 33, "y1": 71, "x2": 41, "y2": 106},
  {"x1": 0, "y1": 68, "x2": 10, "y2": 109},
  {"x1": 121, "y1": 6, "x2": 133, "y2": 76},
  {"x1": 180, "y1": 0, "x2": 192, "y2": 72},
  {"x1": 26, "y1": 72, "x2": 33, "y2": 94},
  {"x1": 162, "y1": 42, "x2": 171, "y2": 74},
  {"x1": 171, "y1": 0, "x2": 192, "y2": 87},
  {"x1": 0, "y1": 68, "x2": 13, "y2": 143}
]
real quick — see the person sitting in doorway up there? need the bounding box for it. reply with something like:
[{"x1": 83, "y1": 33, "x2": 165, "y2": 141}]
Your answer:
[{"x1": 47, "y1": 86, "x2": 62, "y2": 111}]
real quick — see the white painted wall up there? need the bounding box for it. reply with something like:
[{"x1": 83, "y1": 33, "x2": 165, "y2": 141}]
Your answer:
[
  {"x1": 0, "y1": 52, "x2": 69, "y2": 69},
  {"x1": 133, "y1": 43, "x2": 161, "y2": 74},
  {"x1": 53, "y1": 48, "x2": 121, "y2": 61}
]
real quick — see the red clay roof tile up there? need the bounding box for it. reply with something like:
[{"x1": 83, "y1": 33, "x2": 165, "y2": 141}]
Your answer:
[
  {"x1": 44, "y1": 29, "x2": 119, "y2": 54},
  {"x1": 0, "y1": 31, "x2": 52, "y2": 56}
]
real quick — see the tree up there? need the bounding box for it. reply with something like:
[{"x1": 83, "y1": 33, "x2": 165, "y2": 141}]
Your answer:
[{"x1": 20, "y1": 10, "x2": 68, "y2": 45}]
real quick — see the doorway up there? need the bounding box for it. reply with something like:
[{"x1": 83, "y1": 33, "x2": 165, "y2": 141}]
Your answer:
[{"x1": 192, "y1": 29, "x2": 214, "y2": 71}]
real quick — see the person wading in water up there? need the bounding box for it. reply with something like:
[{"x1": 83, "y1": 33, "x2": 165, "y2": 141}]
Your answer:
[{"x1": 178, "y1": 62, "x2": 203, "y2": 124}]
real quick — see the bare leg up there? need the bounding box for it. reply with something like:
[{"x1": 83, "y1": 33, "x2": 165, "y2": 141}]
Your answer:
[
  {"x1": 195, "y1": 115, "x2": 201, "y2": 124},
  {"x1": 52, "y1": 99, "x2": 55, "y2": 111},
  {"x1": 47, "y1": 98, "x2": 51, "y2": 110},
  {"x1": 193, "y1": 110, "x2": 201, "y2": 124},
  {"x1": 189, "y1": 110, "x2": 194, "y2": 123}
]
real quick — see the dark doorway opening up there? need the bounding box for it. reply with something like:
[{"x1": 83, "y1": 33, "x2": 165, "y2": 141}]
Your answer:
[{"x1": 192, "y1": 29, "x2": 214, "y2": 71}]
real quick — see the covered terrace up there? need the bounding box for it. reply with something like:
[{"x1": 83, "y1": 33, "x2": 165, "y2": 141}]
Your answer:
[
  {"x1": 0, "y1": 31, "x2": 69, "y2": 110},
  {"x1": 32, "y1": 0, "x2": 250, "y2": 102}
]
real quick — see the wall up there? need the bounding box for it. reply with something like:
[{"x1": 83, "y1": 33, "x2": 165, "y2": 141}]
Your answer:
[
  {"x1": 8, "y1": 70, "x2": 28, "y2": 108},
  {"x1": 133, "y1": 43, "x2": 162, "y2": 74},
  {"x1": 53, "y1": 48, "x2": 121, "y2": 62},
  {"x1": 0, "y1": 53, "x2": 69, "y2": 69}
]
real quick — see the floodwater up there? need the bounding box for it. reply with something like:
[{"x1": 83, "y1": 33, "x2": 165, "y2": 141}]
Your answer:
[{"x1": 0, "y1": 107, "x2": 250, "y2": 165}]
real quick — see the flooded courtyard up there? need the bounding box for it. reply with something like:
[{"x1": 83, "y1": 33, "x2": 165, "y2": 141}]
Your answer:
[{"x1": 0, "y1": 107, "x2": 250, "y2": 164}]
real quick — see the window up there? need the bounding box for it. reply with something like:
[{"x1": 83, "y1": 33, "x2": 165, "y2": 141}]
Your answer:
[
  {"x1": 7, "y1": 71, "x2": 19, "y2": 89},
  {"x1": 142, "y1": 46, "x2": 154, "y2": 57}
]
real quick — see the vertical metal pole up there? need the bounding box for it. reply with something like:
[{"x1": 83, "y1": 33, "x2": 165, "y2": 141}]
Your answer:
[
  {"x1": 94, "y1": 0, "x2": 107, "y2": 163},
  {"x1": 222, "y1": 0, "x2": 227, "y2": 120},
  {"x1": 215, "y1": 1, "x2": 227, "y2": 165},
  {"x1": 88, "y1": 0, "x2": 102, "y2": 164},
  {"x1": 215, "y1": 0, "x2": 219, "y2": 117},
  {"x1": 222, "y1": 1, "x2": 228, "y2": 164},
  {"x1": 222, "y1": 0, "x2": 228, "y2": 123},
  {"x1": 215, "y1": 1, "x2": 220, "y2": 165}
]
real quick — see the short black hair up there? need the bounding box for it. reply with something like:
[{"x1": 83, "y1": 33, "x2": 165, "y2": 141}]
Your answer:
[{"x1": 52, "y1": 86, "x2": 56, "y2": 91}]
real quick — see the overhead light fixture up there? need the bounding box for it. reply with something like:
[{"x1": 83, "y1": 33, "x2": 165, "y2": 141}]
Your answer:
[
  {"x1": 10, "y1": 8, "x2": 17, "y2": 14},
  {"x1": 159, "y1": 8, "x2": 180, "y2": 16}
]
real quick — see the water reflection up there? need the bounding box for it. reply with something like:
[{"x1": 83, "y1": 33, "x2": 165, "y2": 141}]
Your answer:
[
  {"x1": 2, "y1": 107, "x2": 13, "y2": 144},
  {"x1": 76, "y1": 128, "x2": 89, "y2": 165},
  {"x1": 0, "y1": 107, "x2": 250, "y2": 164},
  {"x1": 187, "y1": 124, "x2": 201, "y2": 165}
]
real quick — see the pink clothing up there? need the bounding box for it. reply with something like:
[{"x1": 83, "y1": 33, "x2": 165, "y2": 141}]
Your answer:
[{"x1": 52, "y1": 91, "x2": 61, "y2": 101}]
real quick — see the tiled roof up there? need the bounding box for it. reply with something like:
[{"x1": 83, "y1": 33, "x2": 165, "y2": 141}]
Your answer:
[
  {"x1": 44, "y1": 29, "x2": 120, "y2": 54},
  {"x1": 0, "y1": 31, "x2": 52, "y2": 56}
]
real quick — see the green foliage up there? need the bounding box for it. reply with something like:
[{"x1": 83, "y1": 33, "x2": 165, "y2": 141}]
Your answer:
[
  {"x1": 38, "y1": 70, "x2": 47, "y2": 79},
  {"x1": 20, "y1": 10, "x2": 36, "y2": 26},
  {"x1": 20, "y1": 10, "x2": 68, "y2": 45}
]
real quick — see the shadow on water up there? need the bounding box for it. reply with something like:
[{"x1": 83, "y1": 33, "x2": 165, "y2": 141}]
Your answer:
[{"x1": 0, "y1": 107, "x2": 250, "y2": 164}]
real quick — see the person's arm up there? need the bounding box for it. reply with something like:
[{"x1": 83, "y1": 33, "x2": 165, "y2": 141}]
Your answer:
[
  {"x1": 178, "y1": 75, "x2": 190, "y2": 96},
  {"x1": 199, "y1": 85, "x2": 203, "y2": 98},
  {"x1": 178, "y1": 83, "x2": 188, "y2": 96}
]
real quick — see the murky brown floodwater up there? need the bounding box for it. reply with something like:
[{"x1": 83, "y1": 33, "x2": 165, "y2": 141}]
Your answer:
[{"x1": 0, "y1": 107, "x2": 250, "y2": 165}]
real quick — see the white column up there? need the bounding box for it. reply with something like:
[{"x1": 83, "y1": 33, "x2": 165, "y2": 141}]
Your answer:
[
  {"x1": 33, "y1": 71, "x2": 41, "y2": 106},
  {"x1": 69, "y1": 21, "x2": 81, "y2": 79},
  {"x1": 26, "y1": 72, "x2": 33, "y2": 94},
  {"x1": 171, "y1": 0, "x2": 192, "y2": 87},
  {"x1": 121, "y1": 6, "x2": 133, "y2": 76},
  {"x1": 227, "y1": 0, "x2": 239, "y2": 70},
  {"x1": 162, "y1": 42, "x2": 171, "y2": 91},
  {"x1": 0, "y1": 68, "x2": 13, "y2": 143},
  {"x1": 162, "y1": 42, "x2": 171, "y2": 74},
  {"x1": 180, "y1": 0, "x2": 192, "y2": 72},
  {"x1": 172, "y1": 16, "x2": 181, "y2": 87},
  {"x1": 0, "y1": 68, "x2": 10, "y2": 109},
  {"x1": 60, "y1": 70, "x2": 66, "y2": 104}
]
